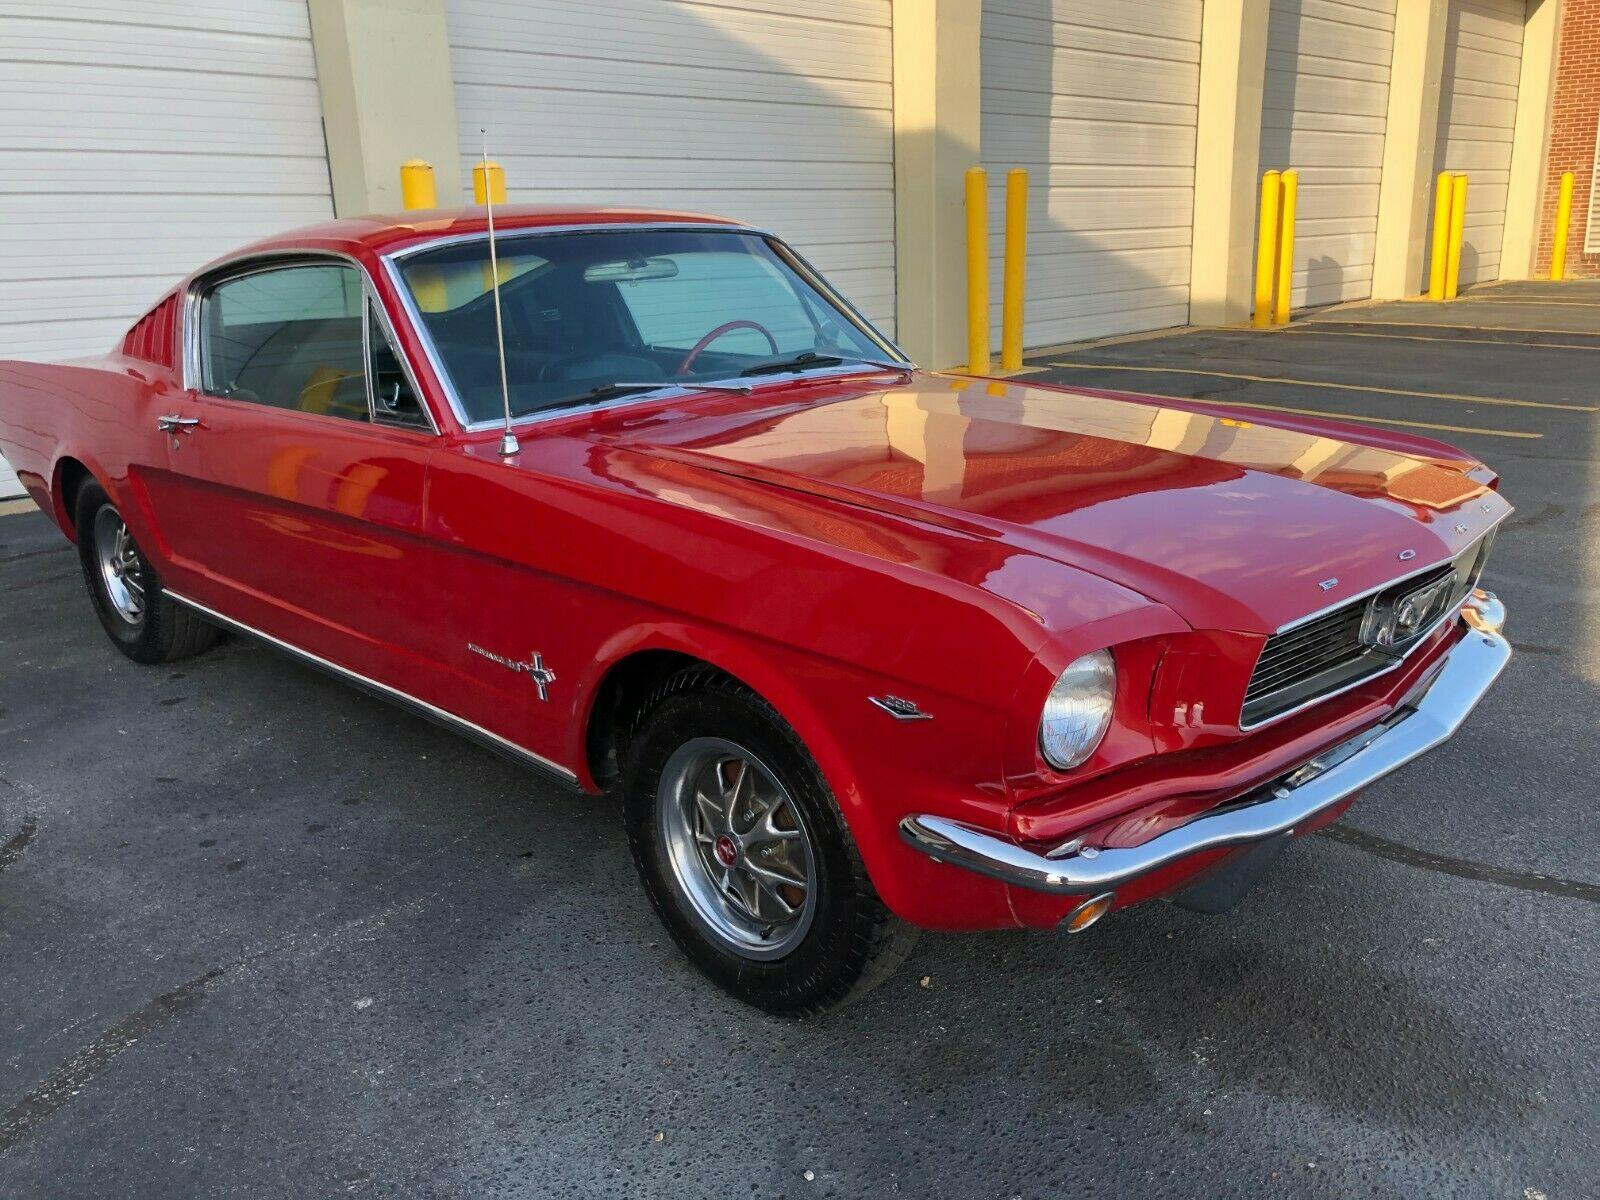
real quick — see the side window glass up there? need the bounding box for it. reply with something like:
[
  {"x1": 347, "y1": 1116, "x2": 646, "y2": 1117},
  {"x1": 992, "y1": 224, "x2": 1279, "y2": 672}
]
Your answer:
[
  {"x1": 367, "y1": 304, "x2": 429, "y2": 429},
  {"x1": 199, "y1": 264, "x2": 368, "y2": 422}
]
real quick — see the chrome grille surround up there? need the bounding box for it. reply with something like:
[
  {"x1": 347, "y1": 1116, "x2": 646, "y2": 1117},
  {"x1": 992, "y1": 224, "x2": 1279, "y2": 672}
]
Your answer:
[{"x1": 1240, "y1": 532, "x2": 1495, "y2": 730}]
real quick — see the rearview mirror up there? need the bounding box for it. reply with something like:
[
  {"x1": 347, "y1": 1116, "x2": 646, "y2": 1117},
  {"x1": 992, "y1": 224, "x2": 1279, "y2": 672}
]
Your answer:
[{"x1": 583, "y1": 257, "x2": 680, "y2": 284}]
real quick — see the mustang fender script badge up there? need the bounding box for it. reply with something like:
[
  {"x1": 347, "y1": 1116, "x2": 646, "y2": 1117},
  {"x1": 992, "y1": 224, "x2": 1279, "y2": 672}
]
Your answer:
[{"x1": 468, "y1": 644, "x2": 558, "y2": 700}]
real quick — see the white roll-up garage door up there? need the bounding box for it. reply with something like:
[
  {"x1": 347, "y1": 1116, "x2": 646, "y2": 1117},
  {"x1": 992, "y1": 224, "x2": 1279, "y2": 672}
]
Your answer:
[
  {"x1": 1432, "y1": 0, "x2": 1525, "y2": 287},
  {"x1": 445, "y1": 0, "x2": 897, "y2": 336},
  {"x1": 0, "y1": 0, "x2": 336, "y2": 499},
  {"x1": 1260, "y1": 0, "x2": 1397, "y2": 309},
  {"x1": 980, "y1": 0, "x2": 1201, "y2": 348}
]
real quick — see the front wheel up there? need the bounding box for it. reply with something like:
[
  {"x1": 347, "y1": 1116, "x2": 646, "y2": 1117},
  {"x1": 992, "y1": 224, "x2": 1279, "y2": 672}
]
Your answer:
[
  {"x1": 75, "y1": 482, "x2": 216, "y2": 664},
  {"x1": 622, "y1": 669, "x2": 917, "y2": 1014}
]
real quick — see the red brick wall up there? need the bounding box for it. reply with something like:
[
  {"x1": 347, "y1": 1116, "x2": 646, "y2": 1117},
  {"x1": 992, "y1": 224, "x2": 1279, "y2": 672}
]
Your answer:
[{"x1": 1535, "y1": 0, "x2": 1600, "y2": 278}]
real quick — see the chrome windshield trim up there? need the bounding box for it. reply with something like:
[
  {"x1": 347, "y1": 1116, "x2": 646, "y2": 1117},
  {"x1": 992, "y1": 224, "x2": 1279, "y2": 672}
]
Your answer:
[
  {"x1": 379, "y1": 225, "x2": 912, "y2": 432},
  {"x1": 901, "y1": 597, "x2": 1510, "y2": 896},
  {"x1": 166, "y1": 590, "x2": 578, "y2": 785}
]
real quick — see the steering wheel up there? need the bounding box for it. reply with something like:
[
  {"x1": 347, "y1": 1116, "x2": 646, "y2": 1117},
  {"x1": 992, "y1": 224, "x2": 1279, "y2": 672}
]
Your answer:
[{"x1": 676, "y1": 320, "x2": 778, "y2": 376}]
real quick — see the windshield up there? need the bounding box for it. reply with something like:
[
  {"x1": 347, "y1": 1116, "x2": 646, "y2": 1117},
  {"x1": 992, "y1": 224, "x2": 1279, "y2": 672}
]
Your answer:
[{"x1": 393, "y1": 229, "x2": 899, "y2": 424}]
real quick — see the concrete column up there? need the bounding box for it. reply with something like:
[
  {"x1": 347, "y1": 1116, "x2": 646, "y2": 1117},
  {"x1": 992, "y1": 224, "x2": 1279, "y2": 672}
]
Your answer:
[
  {"x1": 1371, "y1": 0, "x2": 1451, "y2": 299},
  {"x1": 1188, "y1": 0, "x2": 1271, "y2": 326},
  {"x1": 891, "y1": 0, "x2": 983, "y2": 369},
  {"x1": 1500, "y1": 0, "x2": 1564, "y2": 280},
  {"x1": 308, "y1": 0, "x2": 463, "y2": 217}
]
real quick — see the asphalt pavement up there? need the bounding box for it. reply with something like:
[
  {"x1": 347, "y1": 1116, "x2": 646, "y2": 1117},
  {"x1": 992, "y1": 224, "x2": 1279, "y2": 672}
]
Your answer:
[{"x1": 2, "y1": 281, "x2": 1597, "y2": 1197}]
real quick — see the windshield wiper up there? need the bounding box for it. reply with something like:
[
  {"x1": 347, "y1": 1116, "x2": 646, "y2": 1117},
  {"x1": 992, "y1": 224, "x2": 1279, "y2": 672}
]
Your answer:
[{"x1": 739, "y1": 351, "x2": 912, "y2": 379}]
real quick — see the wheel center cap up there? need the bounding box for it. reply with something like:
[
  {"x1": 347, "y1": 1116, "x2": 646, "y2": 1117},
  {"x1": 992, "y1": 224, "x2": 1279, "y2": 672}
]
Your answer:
[{"x1": 713, "y1": 835, "x2": 738, "y2": 868}]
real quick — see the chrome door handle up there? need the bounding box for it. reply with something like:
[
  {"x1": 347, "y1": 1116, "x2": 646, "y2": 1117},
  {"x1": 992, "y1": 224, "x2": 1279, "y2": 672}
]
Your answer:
[{"x1": 157, "y1": 415, "x2": 201, "y2": 433}]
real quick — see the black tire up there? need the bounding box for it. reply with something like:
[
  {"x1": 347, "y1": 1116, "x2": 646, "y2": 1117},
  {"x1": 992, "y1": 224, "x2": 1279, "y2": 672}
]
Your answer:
[
  {"x1": 74, "y1": 481, "x2": 216, "y2": 665},
  {"x1": 621, "y1": 667, "x2": 918, "y2": 1015}
]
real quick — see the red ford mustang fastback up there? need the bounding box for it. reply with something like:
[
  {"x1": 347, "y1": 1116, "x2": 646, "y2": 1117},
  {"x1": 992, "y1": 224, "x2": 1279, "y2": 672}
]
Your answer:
[{"x1": 0, "y1": 207, "x2": 1511, "y2": 1013}]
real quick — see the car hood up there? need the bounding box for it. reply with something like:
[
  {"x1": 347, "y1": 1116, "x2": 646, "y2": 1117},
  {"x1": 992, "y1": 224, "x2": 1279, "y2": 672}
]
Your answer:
[{"x1": 599, "y1": 373, "x2": 1511, "y2": 633}]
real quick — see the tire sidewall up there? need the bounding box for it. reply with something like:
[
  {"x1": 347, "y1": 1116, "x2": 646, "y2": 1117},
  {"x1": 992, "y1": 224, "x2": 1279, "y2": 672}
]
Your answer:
[
  {"x1": 75, "y1": 483, "x2": 169, "y2": 662},
  {"x1": 622, "y1": 686, "x2": 869, "y2": 1013}
]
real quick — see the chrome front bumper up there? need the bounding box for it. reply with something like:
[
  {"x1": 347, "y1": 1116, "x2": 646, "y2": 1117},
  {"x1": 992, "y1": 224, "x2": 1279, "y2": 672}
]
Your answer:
[{"x1": 899, "y1": 593, "x2": 1511, "y2": 897}]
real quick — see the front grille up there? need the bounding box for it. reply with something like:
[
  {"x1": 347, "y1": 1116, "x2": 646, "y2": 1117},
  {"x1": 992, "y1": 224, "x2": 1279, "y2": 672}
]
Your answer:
[{"x1": 1241, "y1": 536, "x2": 1490, "y2": 729}]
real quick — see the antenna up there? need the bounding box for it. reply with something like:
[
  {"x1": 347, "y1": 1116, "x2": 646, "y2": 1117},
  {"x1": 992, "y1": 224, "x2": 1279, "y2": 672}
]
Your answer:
[{"x1": 481, "y1": 130, "x2": 518, "y2": 457}]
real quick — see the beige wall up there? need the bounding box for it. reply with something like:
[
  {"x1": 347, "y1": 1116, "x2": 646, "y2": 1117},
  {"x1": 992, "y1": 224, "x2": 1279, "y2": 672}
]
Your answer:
[
  {"x1": 308, "y1": 0, "x2": 461, "y2": 217},
  {"x1": 892, "y1": 0, "x2": 983, "y2": 368},
  {"x1": 1188, "y1": 0, "x2": 1271, "y2": 325}
]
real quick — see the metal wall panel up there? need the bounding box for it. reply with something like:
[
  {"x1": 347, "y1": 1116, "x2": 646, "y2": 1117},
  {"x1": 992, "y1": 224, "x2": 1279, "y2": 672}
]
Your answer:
[
  {"x1": 1432, "y1": 0, "x2": 1526, "y2": 285},
  {"x1": 446, "y1": 0, "x2": 897, "y2": 334},
  {"x1": 980, "y1": 0, "x2": 1202, "y2": 348},
  {"x1": 0, "y1": 1, "x2": 335, "y2": 496},
  {"x1": 1260, "y1": 0, "x2": 1398, "y2": 308}
]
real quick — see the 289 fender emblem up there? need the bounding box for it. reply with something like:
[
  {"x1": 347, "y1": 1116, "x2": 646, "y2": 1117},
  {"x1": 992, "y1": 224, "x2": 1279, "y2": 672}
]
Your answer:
[{"x1": 869, "y1": 695, "x2": 932, "y2": 721}]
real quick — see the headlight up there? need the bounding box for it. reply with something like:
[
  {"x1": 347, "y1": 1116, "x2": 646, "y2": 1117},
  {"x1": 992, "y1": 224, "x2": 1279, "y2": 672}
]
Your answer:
[{"x1": 1039, "y1": 650, "x2": 1116, "y2": 770}]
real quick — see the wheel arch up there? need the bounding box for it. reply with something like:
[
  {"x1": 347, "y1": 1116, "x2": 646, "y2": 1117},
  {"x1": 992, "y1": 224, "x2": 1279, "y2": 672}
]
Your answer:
[{"x1": 576, "y1": 626, "x2": 864, "y2": 814}]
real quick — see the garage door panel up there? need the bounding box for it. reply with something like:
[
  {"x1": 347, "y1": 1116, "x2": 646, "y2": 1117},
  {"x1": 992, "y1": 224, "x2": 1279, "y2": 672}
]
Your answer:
[
  {"x1": 0, "y1": 1, "x2": 335, "y2": 498},
  {"x1": 451, "y1": 0, "x2": 890, "y2": 82},
  {"x1": 982, "y1": 11, "x2": 1200, "y2": 63},
  {"x1": 1260, "y1": 0, "x2": 1395, "y2": 309},
  {"x1": 448, "y1": 0, "x2": 897, "y2": 335},
  {"x1": 983, "y1": 117, "x2": 1196, "y2": 169},
  {"x1": 453, "y1": 48, "x2": 888, "y2": 109},
  {"x1": 1000, "y1": 246, "x2": 1193, "y2": 302},
  {"x1": 1432, "y1": 0, "x2": 1523, "y2": 288},
  {"x1": 0, "y1": 16, "x2": 320, "y2": 75},
  {"x1": 985, "y1": 0, "x2": 1201, "y2": 43},
  {"x1": 981, "y1": 88, "x2": 1197, "y2": 129},
  {"x1": 981, "y1": 41, "x2": 1200, "y2": 105},
  {"x1": 1001, "y1": 227, "x2": 1195, "y2": 262},
  {"x1": 983, "y1": 0, "x2": 1200, "y2": 347}
]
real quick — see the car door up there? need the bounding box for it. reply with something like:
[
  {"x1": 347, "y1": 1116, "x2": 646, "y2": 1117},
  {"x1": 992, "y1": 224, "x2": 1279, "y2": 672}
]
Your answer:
[{"x1": 156, "y1": 258, "x2": 441, "y2": 687}]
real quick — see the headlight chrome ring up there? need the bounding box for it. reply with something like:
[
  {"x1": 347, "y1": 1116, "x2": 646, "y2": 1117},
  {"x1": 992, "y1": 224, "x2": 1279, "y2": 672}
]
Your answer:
[{"x1": 1039, "y1": 649, "x2": 1116, "y2": 771}]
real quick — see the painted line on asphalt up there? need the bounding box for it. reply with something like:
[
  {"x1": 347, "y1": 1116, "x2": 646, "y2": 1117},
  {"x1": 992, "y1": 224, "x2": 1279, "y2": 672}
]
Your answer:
[
  {"x1": 1166, "y1": 398, "x2": 1542, "y2": 440},
  {"x1": 1270, "y1": 326, "x2": 1600, "y2": 352},
  {"x1": 1320, "y1": 824, "x2": 1600, "y2": 903},
  {"x1": 1458, "y1": 297, "x2": 1600, "y2": 307},
  {"x1": 1303, "y1": 317, "x2": 1600, "y2": 336},
  {"x1": 1041, "y1": 360, "x2": 1596, "y2": 412}
]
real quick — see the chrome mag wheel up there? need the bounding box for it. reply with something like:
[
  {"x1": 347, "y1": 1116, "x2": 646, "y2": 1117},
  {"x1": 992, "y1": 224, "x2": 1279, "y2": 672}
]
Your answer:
[
  {"x1": 657, "y1": 737, "x2": 817, "y2": 959},
  {"x1": 93, "y1": 507, "x2": 146, "y2": 624}
]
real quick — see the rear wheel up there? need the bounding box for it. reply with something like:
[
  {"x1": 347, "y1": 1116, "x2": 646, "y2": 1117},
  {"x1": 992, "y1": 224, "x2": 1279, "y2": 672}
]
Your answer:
[
  {"x1": 622, "y1": 669, "x2": 917, "y2": 1014},
  {"x1": 75, "y1": 482, "x2": 216, "y2": 664}
]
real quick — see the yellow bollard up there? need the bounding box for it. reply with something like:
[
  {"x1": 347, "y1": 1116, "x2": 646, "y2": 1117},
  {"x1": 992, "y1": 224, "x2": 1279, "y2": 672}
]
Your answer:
[
  {"x1": 1273, "y1": 170, "x2": 1298, "y2": 325},
  {"x1": 1253, "y1": 170, "x2": 1282, "y2": 327},
  {"x1": 1444, "y1": 173, "x2": 1468, "y2": 300},
  {"x1": 400, "y1": 159, "x2": 436, "y2": 211},
  {"x1": 472, "y1": 160, "x2": 508, "y2": 205},
  {"x1": 1550, "y1": 171, "x2": 1575, "y2": 281},
  {"x1": 1427, "y1": 170, "x2": 1453, "y2": 300},
  {"x1": 1000, "y1": 169, "x2": 1028, "y2": 372},
  {"x1": 965, "y1": 166, "x2": 990, "y2": 374}
]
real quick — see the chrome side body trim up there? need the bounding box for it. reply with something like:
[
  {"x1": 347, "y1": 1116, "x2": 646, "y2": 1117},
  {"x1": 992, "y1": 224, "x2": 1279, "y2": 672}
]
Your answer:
[
  {"x1": 379, "y1": 225, "x2": 912, "y2": 433},
  {"x1": 167, "y1": 590, "x2": 579, "y2": 786},
  {"x1": 900, "y1": 594, "x2": 1510, "y2": 896}
]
